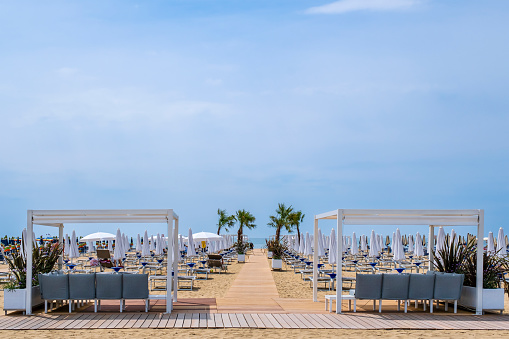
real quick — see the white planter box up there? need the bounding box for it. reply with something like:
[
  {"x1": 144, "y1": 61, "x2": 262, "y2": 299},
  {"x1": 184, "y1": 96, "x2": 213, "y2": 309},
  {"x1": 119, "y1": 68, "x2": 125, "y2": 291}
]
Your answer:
[
  {"x1": 271, "y1": 259, "x2": 283, "y2": 270},
  {"x1": 4, "y1": 286, "x2": 43, "y2": 313},
  {"x1": 267, "y1": 251, "x2": 273, "y2": 259},
  {"x1": 238, "y1": 254, "x2": 246, "y2": 262},
  {"x1": 459, "y1": 286, "x2": 505, "y2": 311}
]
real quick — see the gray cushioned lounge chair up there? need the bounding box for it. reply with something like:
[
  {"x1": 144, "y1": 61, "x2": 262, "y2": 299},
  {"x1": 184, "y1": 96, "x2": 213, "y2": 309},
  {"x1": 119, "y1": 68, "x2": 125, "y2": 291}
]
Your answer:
[
  {"x1": 69, "y1": 273, "x2": 96, "y2": 313},
  {"x1": 381, "y1": 273, "x2": 410, "y2": 312},
  {"x1": 408, "y1": 273, "x2": 435, "y2": 312},
  {"x1": 355, "y1": 273, "x2": 383, "y2": 312},
  {"x1": 433, "y1": 272, "x2": 464, "y2": 313},
  {"x1": 96, "y1": 273, "x2": 122, "y2": 312},
  {"x1": 122, "y1": 273, "x2": 149, "y2": 312},
  {"x1": 39, "y1": 273, "x2": 69, "y2": 313}
]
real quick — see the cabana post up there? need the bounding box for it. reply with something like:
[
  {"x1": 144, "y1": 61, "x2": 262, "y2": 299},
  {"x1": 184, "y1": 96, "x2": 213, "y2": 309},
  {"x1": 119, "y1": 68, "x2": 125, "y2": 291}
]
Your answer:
[
  {"x1": 25, "y1": 209, "x2": 179, "y2": 315},
  {"x1": 313, "y1": 209, "x2": 484, "y2": 315}
]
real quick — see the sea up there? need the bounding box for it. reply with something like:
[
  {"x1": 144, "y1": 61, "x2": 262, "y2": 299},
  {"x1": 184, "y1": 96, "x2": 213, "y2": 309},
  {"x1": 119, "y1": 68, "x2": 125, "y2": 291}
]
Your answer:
[{"x1": 248, "y1": 237, "x2": 268, "y2": 249}]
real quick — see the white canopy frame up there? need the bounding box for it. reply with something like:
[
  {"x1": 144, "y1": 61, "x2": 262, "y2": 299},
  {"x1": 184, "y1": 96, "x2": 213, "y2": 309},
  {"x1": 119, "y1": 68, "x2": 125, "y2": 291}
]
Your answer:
[
  {"x1": 25, "y1": 209, "x2": 179, "y2": 315},
  {"x1": 313, "y1": 209, "x2": 484, "y2": 315}
]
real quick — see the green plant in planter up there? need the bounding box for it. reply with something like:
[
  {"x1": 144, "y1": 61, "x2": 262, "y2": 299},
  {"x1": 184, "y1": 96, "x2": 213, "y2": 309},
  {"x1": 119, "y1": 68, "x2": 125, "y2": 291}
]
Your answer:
[
  {"x1": 460, "y1": 246, "x2": 509, "y2": 289},
  {"x1": 235, "y1": 240, "x2": 249, "y2": 255},
  {"x1": 5, "y1": 238, "x2": 62, "y2": 290},
  {"x1": 433, "y1": 236, "x2": 474, "y2": 273},
  {"x1": 265, "y1": 239, "x2": 287, "y2": 260}
]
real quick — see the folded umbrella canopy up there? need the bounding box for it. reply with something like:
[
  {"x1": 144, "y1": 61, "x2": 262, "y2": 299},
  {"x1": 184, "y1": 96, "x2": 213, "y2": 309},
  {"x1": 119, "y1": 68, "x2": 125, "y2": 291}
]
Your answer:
[
  {"x1": 350, "y1": 232, "x2": 358, "y2": 255},
  {"x1": 69, "y1": 230, "x2": 80, "y2": 261},
  {"x1": 414, "y1": 232, "x2": 424, "y2": 257},
  {"x1": 368, "y1": 230, "x2": 377, "y2": 257},
  {"x1": 304, "y1": 232, "x2": 312, "y2": 257},
  {"x1": 408, "y1": 235, "x2": 414, "y2": 253},
  {"x1": 136, "y1": 234, "x2": 142, "y2": 252},
  {"x1": 487, "y1": 231, "x2": 495, "y2": 255},
  {"x1": 142, "y1": 230, "x2": 150, "y2": 257},
  {"x1": 187, "y1": 228, "x2": 196, "y2": 257},
  {"x1": 360, "y1": 235, "x2": 367, "y2": 252},
  {"x1": 497, "y1": 227, "x2": 506, "y2": 258},
  {"x1": 317, "y1": 229, "x2": 325, "y2": 257},
  {"x1": 113, "y1": 228, "x2": 123, "y2": 261},
  {"x1": 435, "y1": 227, "x2": 446, "y2": 264},
  {"x1": 298, "y1": 234, "x2": 305, "y2": 254},
  {"x1": 393, "y1": 228, "x2": 405, "y2": 262},
  {"x1": 328, "y1": 228, "x2": 337, "y2": 265}
]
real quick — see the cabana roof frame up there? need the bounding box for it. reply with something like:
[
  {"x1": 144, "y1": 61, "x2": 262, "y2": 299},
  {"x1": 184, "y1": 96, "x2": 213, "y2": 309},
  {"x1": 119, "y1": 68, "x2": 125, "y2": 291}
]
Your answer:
[
  {"x1": 25, "y1": 209, "x2": 179, "y2": 315},
  {"x1": 313, "y1": 209, "x2": 484, "y2": 315}
]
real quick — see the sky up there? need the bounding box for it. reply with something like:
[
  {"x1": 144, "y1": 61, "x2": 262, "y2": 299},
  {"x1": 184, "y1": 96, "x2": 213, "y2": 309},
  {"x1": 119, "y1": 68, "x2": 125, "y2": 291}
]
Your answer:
[{"x1": 0, "y1": 0, "x2": 508, "y2": 239}]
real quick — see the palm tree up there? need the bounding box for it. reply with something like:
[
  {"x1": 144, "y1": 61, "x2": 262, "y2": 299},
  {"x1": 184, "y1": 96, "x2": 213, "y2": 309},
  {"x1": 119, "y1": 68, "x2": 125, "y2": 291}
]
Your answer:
[
  {"x1": 217, "y1": 209, "x2": 236, "y2": 235},
  {"x1": 235, "y1": 209, "x2": 256, "y2": 244},
  {"x1": 289, "y1": 210, "x2": 305, "y2": 243},
  {"x1": 267, "y1": 203, "x2": 294, "y2": 243}
]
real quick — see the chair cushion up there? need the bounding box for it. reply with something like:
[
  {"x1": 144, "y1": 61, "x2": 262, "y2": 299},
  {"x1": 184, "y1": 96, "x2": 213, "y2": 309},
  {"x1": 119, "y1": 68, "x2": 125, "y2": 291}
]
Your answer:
[
  {"x1": 96, "y1": 273, "x2": 122, "y2": 299},
  {"x1": 355, "y1": 273, "x2": 382, "y2": 299},
  {"x1": 122, "y1": 274, "x2": 149, "y2": 299},
  {"x1": 408, "y1": 274, "x2": 435, "y2": 299},
  {"x1": 382, "y1": 273, "x2": 410, "y2": 300},
  {"x1": 69, "y1": 273, "x2": 96, "y2": 299},
  {"x1": 433, "y1": 273, "x2": 464, "y2": 300},
  {"x1": 39, "y1": 273, "x2": 69, "y2": 300}
]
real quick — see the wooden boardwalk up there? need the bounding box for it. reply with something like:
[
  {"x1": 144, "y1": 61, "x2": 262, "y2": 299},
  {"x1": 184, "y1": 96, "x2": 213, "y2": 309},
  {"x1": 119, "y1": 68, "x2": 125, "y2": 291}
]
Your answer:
[
  {"x1": 1, "y1": 312, "x2": 509, "y2": 330},
  {"x1": 2, "y1": 249, "x2": 508, "y2": 331}
]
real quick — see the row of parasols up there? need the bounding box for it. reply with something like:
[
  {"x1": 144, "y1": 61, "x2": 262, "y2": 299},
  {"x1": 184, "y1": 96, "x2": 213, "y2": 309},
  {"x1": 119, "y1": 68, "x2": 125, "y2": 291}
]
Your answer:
[{"x1": 286, "y1": 226, "x2": 508, "y2": 264}]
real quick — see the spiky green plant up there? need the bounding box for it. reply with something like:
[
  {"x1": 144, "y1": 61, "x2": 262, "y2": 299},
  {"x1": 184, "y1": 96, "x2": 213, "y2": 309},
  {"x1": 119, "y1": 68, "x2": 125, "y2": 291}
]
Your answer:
[
  {"x1": 5, "y1": 238, "x2": 62, "y2": 290},
  {"x1": 265, "y1": 239, "x2": 287, "y2": 260},
  {"x1": 433, "y1": 236, "x2": 474, "y2": 273},
  {"x1": 460, "y1": 246, "x2": 509, "y2": 289}
]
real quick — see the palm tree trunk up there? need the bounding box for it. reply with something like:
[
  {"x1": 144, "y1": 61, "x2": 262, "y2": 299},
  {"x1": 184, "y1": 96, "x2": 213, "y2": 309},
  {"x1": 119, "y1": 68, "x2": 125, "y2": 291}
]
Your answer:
[{"x1": 275, "y1": 227, "x2": 281, "y2": 243}]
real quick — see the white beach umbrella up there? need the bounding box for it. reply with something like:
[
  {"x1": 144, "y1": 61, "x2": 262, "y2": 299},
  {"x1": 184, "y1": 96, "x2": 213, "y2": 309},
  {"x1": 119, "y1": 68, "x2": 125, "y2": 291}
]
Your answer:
[
  {"x1": 317, "y1": 229, "x2": 325, "y2": 257},
  {"x1": 497, "y1": 227, "x2": 507, "y2": 257},
  {"x1": 408, "y1": 235, "x2": 414, "y2": 253},
  {"x1": 304, "y1": 232, "x2": 312, "y2": 257},
  {"x1": 113, "y1": 229, "x2": 123, "y2": 261},
  {"x1": 378, "y1": 234, "x2": 384, "y2": 253},
  {"x1": 80, "y1": 232, "x2": 116, "y2": 242},
  {"x1": 298, "y1": 234, "x2": 305, "y2": 254},
  {"x1": 435, "y1": 227, "x2": 446, "y2": 264},
  {"x1": 156, "y1": 233, "x2": 164, "y2": 255},
  {"x1": 149, "y1": 235, "x2": 155, "y2": 251},
  {"x1": 415, "y1": 232, "x2": 424, "y2": 257},
  {"x1": 393, "y1": 229, "x2": 405, "y2": 262},
  {"x1": 136, "y1": 234, "x2": 142, "y2": 252},
  {"x1": 360, "y1": 235, "x2": 367, "y2": 252},
  {"x1": 187, "y1": 228, "x2": 196, "y2": 257},
  {"x1": 487, "y1": 231, "x2": 495, "y2": 255},
  {"x1": 351, "y1": 232, "x2": 358, "y2": 255},
  {"x1": 328, "y1": 228, "x2": 337, "y2": 265},
  {"x1": 193, "y1": 232, "x2": 223, "y2": 242},
  {"x1": 69, "y1": 230, "x2": 80, "y2": 260},
  {"x1": 87, "y1": 241, "x2": 94, "y2": 254},
  {"x1": 369, "y1": 230, "x2": 377, "y2": 257},
  {"x1": 390, "y1": 232, "x2": 396, "y2": 254},
  {"x1": 142, "y1": 230, "x2": 150, "y2": 257},
  {"x1": 107, "y1": 239, "x2": 113, "y2": 252},
  {"x1": 179, "y1": 234, "x2": 185, "y2": 251},
  {"x1": 450, "y1": 229, "x2": 458, "y2": 248},
  {"x1": 64, "y1": 233, "x2": 70, "y2": 256}
]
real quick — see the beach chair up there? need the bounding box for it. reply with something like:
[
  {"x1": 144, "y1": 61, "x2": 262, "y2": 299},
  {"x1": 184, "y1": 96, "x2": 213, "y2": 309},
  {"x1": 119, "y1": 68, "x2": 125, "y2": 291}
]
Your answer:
[
  {"x1": 97, "y1": 249, "x2": 113, "y2": 271},
  {"x1": 207, "y1": 254, "x2": 227, "y2": 273}
]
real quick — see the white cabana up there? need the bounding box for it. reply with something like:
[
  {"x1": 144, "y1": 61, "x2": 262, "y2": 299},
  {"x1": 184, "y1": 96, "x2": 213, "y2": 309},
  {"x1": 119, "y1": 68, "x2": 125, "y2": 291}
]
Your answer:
[
  {"x1": 25, "y1": 209, "x2": 179, "y2": 315},
  {"x1": 313, "y1": 209, "x2": 485, "y2": 315}
]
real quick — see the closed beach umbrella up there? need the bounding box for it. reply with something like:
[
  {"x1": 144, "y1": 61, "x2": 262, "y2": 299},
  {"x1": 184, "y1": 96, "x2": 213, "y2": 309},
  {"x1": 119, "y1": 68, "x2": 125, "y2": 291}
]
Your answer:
[
  {"x1": 142, "y1": 230, "x2": 150, "y2": 257},
  {"x1": 328, "y1": 228, "x2": 337, "y2": 265},
  {"x1": 497, "y1": 228, "x2": 506, "y2": 257},
  {"x1": 369, "y1": 230, "x2": 377, "y2": 257},
  {"x1": 108, "y1": 239, "x2": 113, "y2": 252},
  {"x1": 69, "y1": 230, "x2": 79, "y2": 260},
  {"x1": 298, "y1": 234, "x2": 305, "y2": 254},
  {"x1": 136, "y1": 234, "x2": 142, "y2": 252},
  {"x1": 317, "y1": 229, "x2": 325, "y2": 257},
  {"x1": 415, "y1": 232, "x2": 424, "y2": 257},
  {"x1": 408, "y1": 235, "x2": 414, "y2": 253},
  {"x1": 64, "y1": 233, "x2": 70, "y2": 256},
  {"x1": 390, "y1": 232, "x2": 396, "y2": 254},
  {"x1": 87, "y1": 241, "x2": 94, "y2": 254},
  {"x1": 350, "y1": 232, "x2": 358, "y2": 255},
  {"x1": 393, "y1": 229, "x2": 405, "y2": 262},
  {"x1": 113, "y1": 229, "x2": 123, "y2": 261},
  {"x1": 187, "y1": 228, "x2": 196, "y2": 257},
  {"x1": 450, "y1": 229, "x2": 458, "y2": 248},
  {"x1": 304, "y1": 232, "x2": 312, "y2": 257},
  {"x1": 156, "y1": 233, "x2": 164, "y2": 255},
  {"x1": 360, "y1": 235, "x2": 367, "y2": 252},
  {"x1": 487, "y1": 232, "x2": 495, "y2": 255},
  {"x1": 435, "y1": 227, "x2": 446, "y2": 264}
]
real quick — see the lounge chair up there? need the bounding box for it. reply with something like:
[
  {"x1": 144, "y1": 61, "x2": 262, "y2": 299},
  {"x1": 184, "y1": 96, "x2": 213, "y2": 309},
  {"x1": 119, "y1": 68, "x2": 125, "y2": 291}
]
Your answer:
[{"x1": 97, "y1": 249, "x2": 113, "y2": 271}]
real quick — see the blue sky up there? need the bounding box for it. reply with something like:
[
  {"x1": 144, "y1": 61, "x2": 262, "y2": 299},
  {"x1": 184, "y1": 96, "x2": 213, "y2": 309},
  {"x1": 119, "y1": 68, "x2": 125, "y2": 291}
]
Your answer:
[{"x1": 0, "y1": 0, "x2": 508, "y2": 239}]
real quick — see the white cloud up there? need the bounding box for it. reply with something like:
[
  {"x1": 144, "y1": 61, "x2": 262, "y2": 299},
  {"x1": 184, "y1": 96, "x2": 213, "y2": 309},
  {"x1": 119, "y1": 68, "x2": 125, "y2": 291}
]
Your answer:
[{"x1": 306, "y1": 0, "x2": 421, "y2": 14}]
